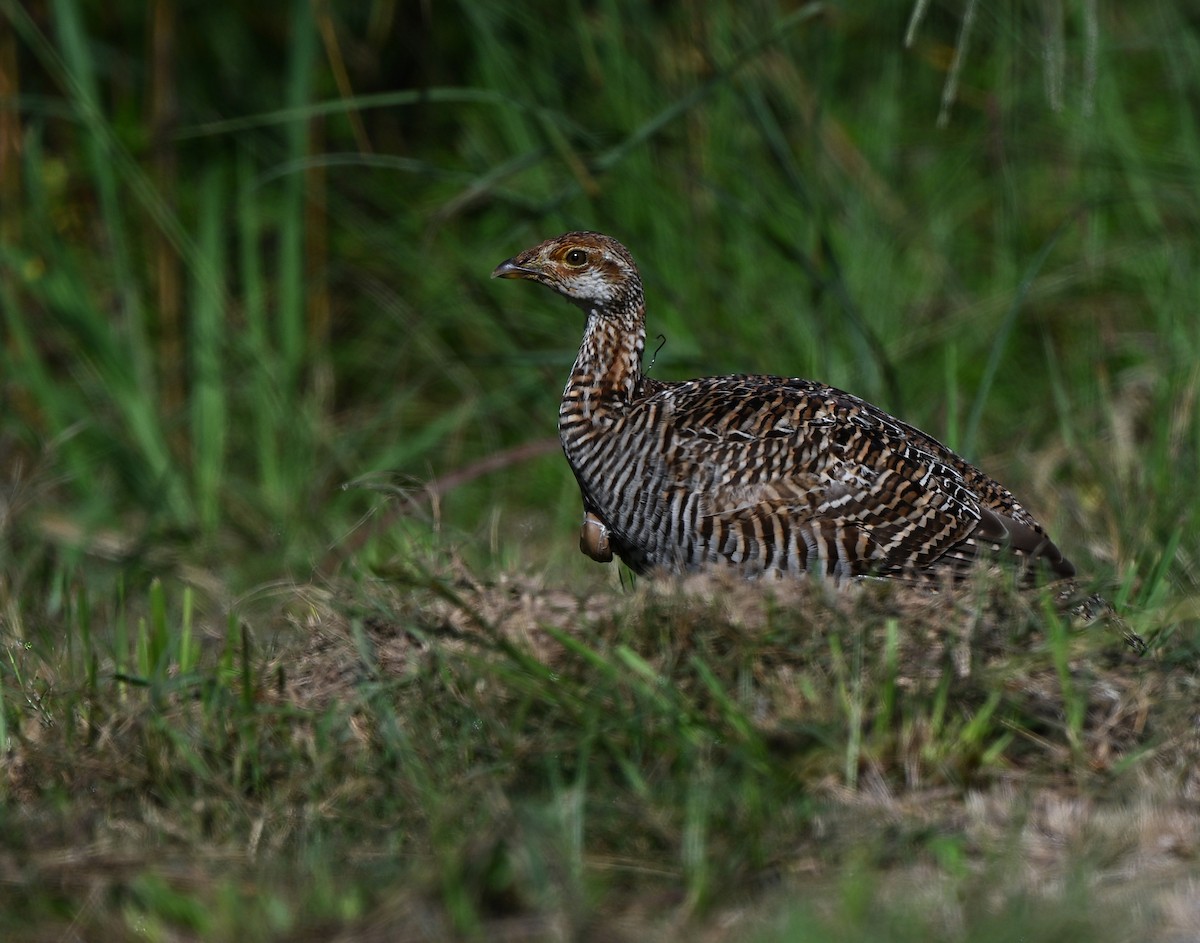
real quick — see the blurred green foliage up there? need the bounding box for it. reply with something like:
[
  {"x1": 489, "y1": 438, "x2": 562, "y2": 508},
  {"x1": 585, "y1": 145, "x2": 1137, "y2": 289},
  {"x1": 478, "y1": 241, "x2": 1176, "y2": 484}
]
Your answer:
[{"x1": 2, "y1": 0, "x2": 1198, "y2": 595}]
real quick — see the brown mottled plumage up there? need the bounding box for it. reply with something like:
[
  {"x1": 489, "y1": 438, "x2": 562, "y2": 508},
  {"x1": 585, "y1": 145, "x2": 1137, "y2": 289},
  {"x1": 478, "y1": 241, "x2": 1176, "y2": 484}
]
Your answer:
[{"x1": 492, "y1": 231, "x2": 1077, "y2": 584}]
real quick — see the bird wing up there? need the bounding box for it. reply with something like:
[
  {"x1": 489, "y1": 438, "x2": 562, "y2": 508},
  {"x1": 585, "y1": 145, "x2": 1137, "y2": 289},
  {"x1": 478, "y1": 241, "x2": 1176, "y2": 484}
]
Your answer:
[{"x1": 647, "y1": 376, "x2": 1073, "y2": 579}]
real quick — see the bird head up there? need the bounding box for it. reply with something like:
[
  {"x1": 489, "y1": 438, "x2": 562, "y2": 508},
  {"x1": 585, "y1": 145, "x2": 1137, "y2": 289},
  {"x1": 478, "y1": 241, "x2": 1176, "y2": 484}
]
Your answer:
[{"x1": 492, "y1": 231, "x2": 643, "y2": 315}]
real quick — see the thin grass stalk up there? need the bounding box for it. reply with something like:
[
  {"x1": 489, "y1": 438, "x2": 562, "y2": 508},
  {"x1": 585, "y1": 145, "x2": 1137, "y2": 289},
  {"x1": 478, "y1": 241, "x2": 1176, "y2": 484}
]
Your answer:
[
  {"x1": 114, "y1": 576, "x2": 128, "y2": 702},
  {"x1": 148, "y1": 577, "x2": 168, "y2": 677},
  {"x1": 78, "y1": 585, "x2": 96, "y2": 690},
  {"x1": 135, "y1": 616, "x2": 150, "y2": 679},
  {"x1": 179, "y1": 585, "x2": 195, "y2": 674},
  {"x1": 272, "y1": 0, "x2": 318, "y2": 513},
  {"x1": 236, "y1": 154, "x2": 284, "y2": 516},
  {"x1": 278, "y1": 0, "x2": 316, "y2": 390},
  {"x1": 50, "y1": 0, "x2": 142, "y2": 336},
  {"x1": 875, "y1": 618, "x2": 900, "y2": 741},
  {"x1": 148, "y1": 0, "x2": 184, "y2": 443},
  {"x1": 305, "y1": 119, "x2": 332, "y2": 409},
  {"x1": 191, "y1": 168, "x2": 228, "y2": 535},
  {"x1": 0, "y1": 668, "x2": 8, "y2": 758},
  {"x1": 682, "y1": 754, "x2": 713, "y2": 910},
  {"x1": 827, "y1": 633, "x2": 863, "y2": 790},
  {"x1": 0, "y1": 13, "x2": 20, "y2": 246}
]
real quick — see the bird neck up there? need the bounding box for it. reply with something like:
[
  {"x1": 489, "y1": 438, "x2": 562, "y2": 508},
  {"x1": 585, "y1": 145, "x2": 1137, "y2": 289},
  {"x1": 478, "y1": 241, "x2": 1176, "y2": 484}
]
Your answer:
[{"x1": 568, "y1": 303, "x2": 647, "y2": 408}]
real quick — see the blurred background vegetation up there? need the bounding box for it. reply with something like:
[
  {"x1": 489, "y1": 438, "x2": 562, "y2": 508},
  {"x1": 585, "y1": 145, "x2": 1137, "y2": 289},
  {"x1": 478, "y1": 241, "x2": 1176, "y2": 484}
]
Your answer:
[{"x1": 2, "y1": 0, "x2": 1198, "y2": 607}]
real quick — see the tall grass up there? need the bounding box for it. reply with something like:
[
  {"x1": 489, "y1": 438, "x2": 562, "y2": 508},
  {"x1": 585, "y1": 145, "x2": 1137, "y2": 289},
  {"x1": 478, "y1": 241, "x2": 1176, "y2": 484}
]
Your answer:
[
  {"x1": 2, "y1": 1, "x2": 1196, "y2": 595},
  {"x1": 0, "y1": 556, "x2": 1168, "y2": 940}
]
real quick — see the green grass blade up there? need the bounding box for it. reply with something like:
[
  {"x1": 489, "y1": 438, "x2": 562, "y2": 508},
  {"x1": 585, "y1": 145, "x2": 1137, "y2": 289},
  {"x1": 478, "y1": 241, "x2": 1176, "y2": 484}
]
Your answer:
[{"x1": 191, "y1": 167, "x2": 228, "y2": 534}]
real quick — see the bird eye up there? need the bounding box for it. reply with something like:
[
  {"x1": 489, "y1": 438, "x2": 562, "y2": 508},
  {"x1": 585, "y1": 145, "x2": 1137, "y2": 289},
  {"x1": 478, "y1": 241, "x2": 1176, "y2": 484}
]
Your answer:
[{"x1": 564, "y1": 248, "x2": 588, "y2": 266}]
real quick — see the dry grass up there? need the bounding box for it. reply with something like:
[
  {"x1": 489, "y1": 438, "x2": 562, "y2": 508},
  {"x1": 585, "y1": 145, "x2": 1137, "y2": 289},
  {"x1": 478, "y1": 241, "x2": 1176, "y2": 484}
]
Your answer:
[{"x1": 1, "y1": 547, "x2": 1196, "y2": 940}]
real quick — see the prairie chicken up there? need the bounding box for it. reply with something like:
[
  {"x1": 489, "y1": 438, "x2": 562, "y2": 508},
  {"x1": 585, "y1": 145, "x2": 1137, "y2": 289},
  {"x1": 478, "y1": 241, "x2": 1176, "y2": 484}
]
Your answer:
[{"x1": 492, "y1": 231, "x2": 1078, "y2": 585}]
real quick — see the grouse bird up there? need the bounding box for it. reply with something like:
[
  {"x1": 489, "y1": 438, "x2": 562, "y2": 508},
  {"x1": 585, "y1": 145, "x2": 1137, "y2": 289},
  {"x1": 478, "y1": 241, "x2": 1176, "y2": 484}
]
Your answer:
[{"x1": 492, "y1": 231, "x2": 1077, "y2": 584}]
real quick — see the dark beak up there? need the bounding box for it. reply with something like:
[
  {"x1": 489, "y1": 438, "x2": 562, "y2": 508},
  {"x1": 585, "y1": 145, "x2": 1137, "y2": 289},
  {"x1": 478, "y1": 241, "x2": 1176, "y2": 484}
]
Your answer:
[{"x1": 491, "y1": 258, "x2": 539, "y2": 279}]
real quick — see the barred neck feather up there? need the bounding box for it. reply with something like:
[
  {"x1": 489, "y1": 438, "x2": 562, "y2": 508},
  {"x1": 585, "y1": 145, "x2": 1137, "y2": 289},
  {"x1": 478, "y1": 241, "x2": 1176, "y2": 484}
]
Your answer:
[{"x1": 568, "y1": 301, "x2": 648, "y2": 414}]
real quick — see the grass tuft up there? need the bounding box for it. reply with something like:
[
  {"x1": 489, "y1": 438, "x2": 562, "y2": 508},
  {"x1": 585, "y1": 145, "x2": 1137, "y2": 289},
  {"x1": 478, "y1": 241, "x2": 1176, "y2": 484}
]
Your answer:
[{"x1": 0, "y1": 557, "x2": 1187, "y2": 940}]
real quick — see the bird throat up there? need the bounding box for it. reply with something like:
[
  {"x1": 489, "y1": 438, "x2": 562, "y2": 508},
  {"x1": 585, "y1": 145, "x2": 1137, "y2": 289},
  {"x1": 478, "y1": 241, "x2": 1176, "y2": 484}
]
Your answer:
[{"x1": 565, "y1": 305, "x2": 647, "y2": 420}]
